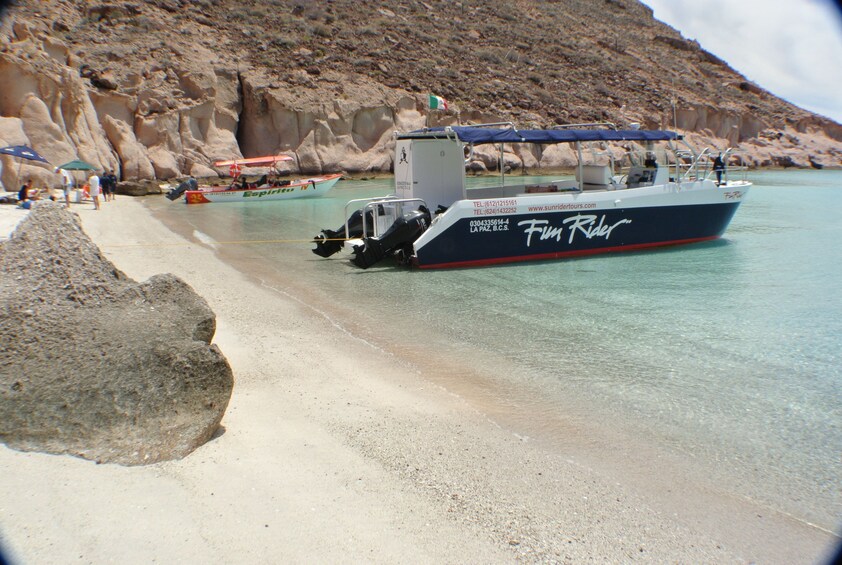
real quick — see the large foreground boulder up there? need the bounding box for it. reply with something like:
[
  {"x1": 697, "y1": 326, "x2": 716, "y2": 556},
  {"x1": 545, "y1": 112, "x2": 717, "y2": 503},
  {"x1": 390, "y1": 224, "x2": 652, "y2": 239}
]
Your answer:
[{"x1": 0, "y1": 204, "x2": 234, "y2": 465}]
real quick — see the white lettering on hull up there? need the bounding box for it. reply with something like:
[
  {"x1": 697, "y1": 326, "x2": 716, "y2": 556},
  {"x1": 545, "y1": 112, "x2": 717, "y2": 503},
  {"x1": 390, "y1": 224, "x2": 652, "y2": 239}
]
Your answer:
[{"x1": 517, "y1": 214, "x2": 632, "y2": 247}]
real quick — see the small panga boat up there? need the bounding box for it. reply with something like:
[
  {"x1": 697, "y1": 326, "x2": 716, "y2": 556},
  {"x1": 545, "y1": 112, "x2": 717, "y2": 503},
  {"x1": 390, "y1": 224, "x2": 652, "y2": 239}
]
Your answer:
[{"x1": 166, "y1": 154, "x2": 342, "y2": 204}]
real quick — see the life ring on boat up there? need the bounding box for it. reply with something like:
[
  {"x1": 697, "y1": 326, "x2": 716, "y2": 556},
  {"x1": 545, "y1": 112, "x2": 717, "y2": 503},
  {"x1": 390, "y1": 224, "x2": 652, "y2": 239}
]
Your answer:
[{"x1": 229, "y1": 163, "x2": 241, "y2": 179}]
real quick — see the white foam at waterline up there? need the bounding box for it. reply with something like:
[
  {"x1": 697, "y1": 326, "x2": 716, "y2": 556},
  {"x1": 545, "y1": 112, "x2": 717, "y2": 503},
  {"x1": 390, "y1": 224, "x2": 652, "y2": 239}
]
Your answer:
[{"x1": 192, "y1": 229, "x2": 218, "y2": 248}]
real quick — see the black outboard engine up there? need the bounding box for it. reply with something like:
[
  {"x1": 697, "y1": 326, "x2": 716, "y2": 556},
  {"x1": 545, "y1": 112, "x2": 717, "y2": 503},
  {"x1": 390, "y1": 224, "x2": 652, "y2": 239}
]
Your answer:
[
  {"x1": 312, "y1": 208, "x2": 374, "y2": 258},
  {"x1": 166, "y1": 177, "x2": 198, "y2": 201},
  {"x1": 351, "y1": 207, "x2": 431, "y2": 269}
]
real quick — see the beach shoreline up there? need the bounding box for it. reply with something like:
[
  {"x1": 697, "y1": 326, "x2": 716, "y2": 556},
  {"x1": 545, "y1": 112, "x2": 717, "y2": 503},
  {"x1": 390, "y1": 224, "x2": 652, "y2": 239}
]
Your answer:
[{"x1": 0, "y1": 197, "x2": 837, "y2": 564}]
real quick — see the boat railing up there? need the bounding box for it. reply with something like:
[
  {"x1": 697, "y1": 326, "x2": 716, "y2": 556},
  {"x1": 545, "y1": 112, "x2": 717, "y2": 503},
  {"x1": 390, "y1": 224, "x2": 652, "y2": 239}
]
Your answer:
[
  {"x1": 720, "y1": 162, "x2": 750, "y2": 184},
  {"x1": 714, "y1": 148, "x2": 749, "y2": 184},
  {"x1": 343, "y1": 196, "x2": 396, "y2": 239},
  {"x1": 670, "y1": 148, "x2": 707, "y2": 181},
  {"x1": 669, "y1": 145, "x2": 750, "y2": 184},
  {"x1": 697, "y1": 148, "x2": 750, "y2": 184},
  {"x1": 459, "y1": 121, "x2": 516, "y2": 129},
  {"x1": 344, "y1": 196, "x2": 428, "y2": 239},
  {"x1": 550, "y1": 121, "x2": 618, "y2": 130}
]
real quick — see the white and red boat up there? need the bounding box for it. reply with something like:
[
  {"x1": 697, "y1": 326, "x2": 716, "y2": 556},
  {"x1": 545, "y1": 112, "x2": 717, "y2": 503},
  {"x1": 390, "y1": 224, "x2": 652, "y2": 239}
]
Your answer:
[
  {"x1": 182, "y1": 173, "x2": 341, "y2": 204},
  {"x1": 167, "y1": 154, "x2": 342, "y2": 204}
]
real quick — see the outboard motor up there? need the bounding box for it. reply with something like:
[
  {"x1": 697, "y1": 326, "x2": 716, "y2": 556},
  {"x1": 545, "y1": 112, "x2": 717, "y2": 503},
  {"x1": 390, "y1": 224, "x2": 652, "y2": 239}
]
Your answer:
[
  {"x1": 312, "y1": 208, "x2": 374, "y2": 258},
  {"x1": 166, "y1": 177, "x2": 198, "y2": 201},
  {"x1": 351, "y1": 207, "x2": 431, "y2": 269}
]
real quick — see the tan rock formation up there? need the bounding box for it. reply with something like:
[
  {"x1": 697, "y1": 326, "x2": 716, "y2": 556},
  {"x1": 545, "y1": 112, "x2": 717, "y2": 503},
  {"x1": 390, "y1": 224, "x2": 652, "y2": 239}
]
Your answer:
[
  {"x1": 0, "y1": 0, "x2": 839, "y2": 191},
  {"x1": 0, "y1": 48, "x2": 117, "y2": 187},
  {"x1": 237, "y1": 74, "x2": 425, "y2": 173},
  {"x1": 100, "y1": 114, "x2": 155, "y2": 180},
  {"x1": 0, "y1": 204, "x2": 233, "y2": 465}
]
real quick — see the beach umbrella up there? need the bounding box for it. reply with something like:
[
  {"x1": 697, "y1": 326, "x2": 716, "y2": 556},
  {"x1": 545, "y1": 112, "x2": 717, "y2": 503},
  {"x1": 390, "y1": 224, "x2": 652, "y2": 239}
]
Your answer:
[
  {"x1": 57, "y1": 159, "x2": 97, "y2": 171},
  {"x1": 0, "y1": 145, "x2": 52, "y2": 189},
  {"x1": 0, "y1": 145, "x2": 50, "y2": 164},
  {"x1": 57, "y1": 159, "x2": 99, "y2": 193}
]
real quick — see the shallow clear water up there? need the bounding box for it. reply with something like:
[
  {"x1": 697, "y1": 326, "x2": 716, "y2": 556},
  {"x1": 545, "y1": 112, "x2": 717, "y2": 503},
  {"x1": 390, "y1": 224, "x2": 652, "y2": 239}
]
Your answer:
[{"x1": 152, "y1": 169, "x2": 841, "y2": 530}]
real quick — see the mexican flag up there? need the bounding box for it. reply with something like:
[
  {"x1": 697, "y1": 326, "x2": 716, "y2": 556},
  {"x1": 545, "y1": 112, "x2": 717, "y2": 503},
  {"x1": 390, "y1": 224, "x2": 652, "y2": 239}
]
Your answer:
[{"x1": 428, "y1": 94, "x2": 448, "y2": 110}]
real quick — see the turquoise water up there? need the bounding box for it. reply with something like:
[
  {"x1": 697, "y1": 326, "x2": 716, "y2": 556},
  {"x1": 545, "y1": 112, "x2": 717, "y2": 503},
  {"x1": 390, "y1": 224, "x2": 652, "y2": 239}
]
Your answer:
[{"x1": 151, "y1": 169, "x2": 841, "y2": 531}]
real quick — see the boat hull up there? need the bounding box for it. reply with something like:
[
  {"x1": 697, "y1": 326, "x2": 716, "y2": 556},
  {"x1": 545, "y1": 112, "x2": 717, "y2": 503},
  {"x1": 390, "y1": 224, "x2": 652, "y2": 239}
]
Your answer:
[
  {"x1": 184, "y1": 174, "x2": 341, "y2": 204},
  {"x1": 413, "y1": 182, "x2": 748, "y2": 269}
]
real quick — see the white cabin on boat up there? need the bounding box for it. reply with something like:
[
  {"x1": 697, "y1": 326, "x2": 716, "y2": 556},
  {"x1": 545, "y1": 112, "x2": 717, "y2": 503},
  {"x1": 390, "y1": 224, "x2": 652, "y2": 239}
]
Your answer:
[{"x1": 392, "y1": 124, "x2": 683, "y2": 211}]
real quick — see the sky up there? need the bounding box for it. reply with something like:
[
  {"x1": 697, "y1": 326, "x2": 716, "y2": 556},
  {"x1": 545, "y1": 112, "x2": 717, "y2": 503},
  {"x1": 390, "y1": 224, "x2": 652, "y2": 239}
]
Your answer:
[{"x1": 639, "y1": 0, "x2": 842, "y2": 123}]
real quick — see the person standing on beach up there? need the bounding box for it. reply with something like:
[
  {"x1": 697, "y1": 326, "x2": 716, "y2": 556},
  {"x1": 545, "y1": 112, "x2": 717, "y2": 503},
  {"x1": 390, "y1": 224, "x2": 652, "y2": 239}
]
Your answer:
[
  {"x1": 106, "y1": 170, "x2": 118, "y2": 201},
  {"x1": 106, "y1": 171, "x2": 113, "y2": 201},
  {"x1": 88, "y1": 172, "x2": 101, "y2": 210},
  {"x1": 101, "y1": 170, "x2": 111, "y2": 202},
  {"x1": 57, "y1": 167, "x2": 74, "y2": 207}
]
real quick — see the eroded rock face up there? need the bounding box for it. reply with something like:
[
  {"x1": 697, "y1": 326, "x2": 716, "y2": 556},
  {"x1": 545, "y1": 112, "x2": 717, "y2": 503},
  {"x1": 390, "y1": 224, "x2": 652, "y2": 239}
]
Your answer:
[
  {"x1": 0, "y1": 0, "x2": 840, "y2": 191},
  {"x1": 238, "y1": 74, "x2": 425, "y2": 174},
  {"x1": 116, "y1": 179, "x2": 164, "y2": 196},
  {"x1": 0, "y1": 204, "x2": 233, "y2": 465}
]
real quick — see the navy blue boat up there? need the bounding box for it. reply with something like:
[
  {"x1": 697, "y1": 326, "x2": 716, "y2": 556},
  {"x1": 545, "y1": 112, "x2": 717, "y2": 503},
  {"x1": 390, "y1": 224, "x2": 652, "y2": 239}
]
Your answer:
[{"x1": 313, "y1": 123, "x2": 750, "y2": 269}]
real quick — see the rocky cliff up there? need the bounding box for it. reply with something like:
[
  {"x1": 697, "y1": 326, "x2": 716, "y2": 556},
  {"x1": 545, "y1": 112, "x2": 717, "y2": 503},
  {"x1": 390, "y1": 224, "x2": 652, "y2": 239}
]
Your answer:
[{"x1": 0, "y1": 0, "x2": 839, "y2": 189}]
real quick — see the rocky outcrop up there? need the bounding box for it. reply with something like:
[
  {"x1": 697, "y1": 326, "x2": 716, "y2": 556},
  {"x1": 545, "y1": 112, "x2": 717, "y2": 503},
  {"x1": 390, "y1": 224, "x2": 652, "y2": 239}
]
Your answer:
[
  {"x1": 0, "y1": 204, "x2": 233, "y2": 465},
  {"x1": 0, "y1": 0, "x2": 840, "y2": 191},
  {"x1": 116, "y1": 178, "x2": 165, "y2": 196},
  {"x1": 0, "y1": 39, "x2": 119, "y2": 189},
  {"x1": 0, "y1": 17, "x2": 244, "y2": 186},
  {"x1": 238, "y1": 72, "x2": 425, "y2": 173}
]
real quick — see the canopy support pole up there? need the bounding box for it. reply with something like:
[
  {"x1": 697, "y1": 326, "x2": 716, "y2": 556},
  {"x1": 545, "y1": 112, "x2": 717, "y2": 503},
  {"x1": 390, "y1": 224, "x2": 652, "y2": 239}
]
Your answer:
[{"x1": 499, "y1": 142, "x2": 505, "y2": 186}]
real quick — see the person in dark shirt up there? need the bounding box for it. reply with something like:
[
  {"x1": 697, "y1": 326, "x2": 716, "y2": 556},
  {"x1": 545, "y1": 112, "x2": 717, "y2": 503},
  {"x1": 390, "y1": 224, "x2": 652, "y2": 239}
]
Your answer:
[
  {"x1": 18, "y1": 180, "x2": 31, "y2": 202},
  {"x1": 103, "y1": 170, "x2": 117, "y2": 201},
  {"x1": 17, "y1": 180, "x2": 34, "y2": 209},
  {"x1": 712, "y1": 153, "x2": 725, "y2": 185}
]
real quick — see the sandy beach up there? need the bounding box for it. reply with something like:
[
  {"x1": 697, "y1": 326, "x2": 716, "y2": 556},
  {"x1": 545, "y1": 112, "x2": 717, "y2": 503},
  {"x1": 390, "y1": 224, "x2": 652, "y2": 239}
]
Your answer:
[{"x1": 0, "y1": 197, "x2": 837, "y2": 564}]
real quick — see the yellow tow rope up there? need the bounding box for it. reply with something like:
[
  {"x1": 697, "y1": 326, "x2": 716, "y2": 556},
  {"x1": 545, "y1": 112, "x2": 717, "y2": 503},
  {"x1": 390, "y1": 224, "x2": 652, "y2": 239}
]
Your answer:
[{"x1": 102, "y1": 237, "x2": 349, "y2": 249}]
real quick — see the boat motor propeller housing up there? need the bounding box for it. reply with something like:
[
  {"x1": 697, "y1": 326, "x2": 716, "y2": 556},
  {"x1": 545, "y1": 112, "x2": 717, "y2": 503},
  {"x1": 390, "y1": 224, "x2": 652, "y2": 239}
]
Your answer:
[
  {"x1": 166, "y1": 177, "x2": 198, "y2": 201},
  {"x1": 312, "y1": 208, "x2": 375, "y2": 258},
  {"x1": 351, "y1": 207, "x2": 431, "y2": 269}
]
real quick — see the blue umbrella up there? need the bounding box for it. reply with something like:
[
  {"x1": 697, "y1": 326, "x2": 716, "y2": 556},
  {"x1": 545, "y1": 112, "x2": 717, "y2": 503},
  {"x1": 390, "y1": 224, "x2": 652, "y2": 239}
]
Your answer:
[
  {"x1": 0, "y1": 145, "x2": 50, "y2": 164},
  {"x1": 0, "y1": 145, "x2": 52, "y2": 189}
]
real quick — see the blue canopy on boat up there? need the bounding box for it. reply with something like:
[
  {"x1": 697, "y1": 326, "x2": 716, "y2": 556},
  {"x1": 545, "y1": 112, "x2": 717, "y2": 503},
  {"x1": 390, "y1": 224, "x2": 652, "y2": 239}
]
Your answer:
[{"x1": 405, "y1": 127, "x2": 679, "y2": 145}]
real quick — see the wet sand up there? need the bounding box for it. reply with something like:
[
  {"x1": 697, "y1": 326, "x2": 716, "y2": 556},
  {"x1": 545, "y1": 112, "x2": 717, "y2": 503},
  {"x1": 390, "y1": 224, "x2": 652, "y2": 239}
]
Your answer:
[{"x1": 0, "y1": 197, "x2": 837, "y2": 564}]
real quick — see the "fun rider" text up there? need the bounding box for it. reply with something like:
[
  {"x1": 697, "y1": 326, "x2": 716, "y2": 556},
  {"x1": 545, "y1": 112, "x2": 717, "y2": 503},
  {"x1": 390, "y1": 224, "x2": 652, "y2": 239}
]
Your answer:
[{"x1": 517, "y1": 214, "x2": 632, "y2": 246}]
